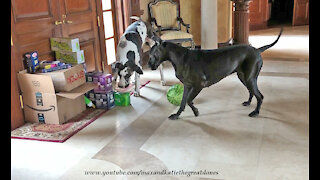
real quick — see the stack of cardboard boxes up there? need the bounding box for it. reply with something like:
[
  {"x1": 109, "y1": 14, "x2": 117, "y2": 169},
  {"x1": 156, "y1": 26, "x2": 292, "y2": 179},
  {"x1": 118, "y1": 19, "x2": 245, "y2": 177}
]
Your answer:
[
  {"x1": 17, "y1": 37, "x2": 126, "y2": 125},
  {"x1": 17, "y1": 37, "x2": 96, "y2": 125},
  {"x1": 85, "y1": 72, "x2": 115, "y2": 110},
  {"x1": 18, "y1": 64, "x2": 96, "y2": 124},
  {"x1": 50, "y1": 37, "x2": 86, "y2": 71}
]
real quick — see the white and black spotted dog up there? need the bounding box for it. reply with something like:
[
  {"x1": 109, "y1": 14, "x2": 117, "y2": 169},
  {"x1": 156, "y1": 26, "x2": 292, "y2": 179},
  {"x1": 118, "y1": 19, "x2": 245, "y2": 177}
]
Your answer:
[{"x1": 112, "y1": 16, "x2": 165, "y2": 96}]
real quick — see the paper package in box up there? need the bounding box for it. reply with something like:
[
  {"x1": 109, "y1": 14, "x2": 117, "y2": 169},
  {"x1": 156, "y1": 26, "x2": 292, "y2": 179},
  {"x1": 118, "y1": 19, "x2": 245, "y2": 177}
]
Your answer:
[
  {"x1": 17, "y1": 71, "x2": 96, "y2": 124},
  {"x1": 50, "y1": 37, "x2": 80, "y2": 52},
  {"x1": 55, "y1": 50, "x2": 85, "y2": 65}
]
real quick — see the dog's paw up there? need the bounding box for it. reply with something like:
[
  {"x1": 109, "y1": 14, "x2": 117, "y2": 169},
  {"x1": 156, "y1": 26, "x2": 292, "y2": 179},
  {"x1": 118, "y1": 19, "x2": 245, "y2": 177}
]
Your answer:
[
  {"x1": 133, "y1": 91, "x2": 140, "y2": 97},
  {"x1": 168, "y1": 113, "x2": 179, "y2": 120},
  {"x1": 242, "y1": 101, "x2": 251, "y2": 106},
  {"x1": 192, "y1": 108, "x2": 199, "y2": 117},
  {"x1": 248, "y1": 110, "x2": 259, "y2": 117}
]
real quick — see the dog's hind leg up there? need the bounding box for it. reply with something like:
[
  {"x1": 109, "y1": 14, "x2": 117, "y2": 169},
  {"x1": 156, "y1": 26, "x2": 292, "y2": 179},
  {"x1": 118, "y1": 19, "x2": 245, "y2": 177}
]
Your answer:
[
  {"x1": 168, "y1": 86, "x2": 193, "y2": 120},
  {"x1": 237, "y1": 72, "x2": 253, "y2": 106},
  {"x1": 187, "y1": 87, "x2": 202, "y2": 117},
  {"x1": 245, "y1": 77, "x2": 264, "y2": 117},
  {"x1": 243, "y1": 93, "x2": 253, "y2": 106}
]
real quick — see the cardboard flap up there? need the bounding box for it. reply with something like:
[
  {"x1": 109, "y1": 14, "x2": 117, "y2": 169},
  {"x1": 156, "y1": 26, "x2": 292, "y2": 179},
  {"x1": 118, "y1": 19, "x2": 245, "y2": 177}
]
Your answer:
[
  {"x1": 17, "y1": 71, "x2": 55, "y2": 93},
  {"x1": 56, "y1": 82, "x2": 97, "y2": 99},
  {"x1": 39, "y1": 64, "x2": 85, "y2": 92}
]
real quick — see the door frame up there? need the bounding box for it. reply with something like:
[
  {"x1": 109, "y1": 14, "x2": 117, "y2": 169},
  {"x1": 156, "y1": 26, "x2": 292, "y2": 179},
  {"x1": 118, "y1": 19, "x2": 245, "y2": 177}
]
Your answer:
[
  {"x1": 96, "y1": 0, "x2": 121, "y2": 73},
  {"x1": 292, "y1": 0, "x2": 309, "y2": 26}
]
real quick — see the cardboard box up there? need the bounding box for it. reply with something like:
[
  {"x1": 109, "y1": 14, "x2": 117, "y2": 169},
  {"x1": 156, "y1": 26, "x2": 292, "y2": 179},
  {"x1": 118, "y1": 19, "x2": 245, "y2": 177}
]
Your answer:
[
  {"x1": 55, "y1": 50, "x2": 85, "y2": 65},
  {"x1": 17, "y1": 72, "x2": 96, "y2": 124},
  {"x1": 97, "y1": 74, "x2": 112, "y2": 86},
  {"x1": 93, "y1": 72, "x2": 103, "y2": 83},
  {"x1": 85, "y1": 72, "x2": 96, "y2": 82},
  {"x1": 89, "y1": 72, "x2": 113, "y2": 93},
  {"x1": 50, "y1": 37, "x2": 80, "y2": 52},
  {"x1": 95, "y1": 91, "x2": 115, "y2": 109},
  {"x1": 107, "y1": 91, "x2": 115, "y2": 109},
  {"x1": 94, "y1": 83, "x2": 112, "y2": 93},
  {"x1": 85, "y1": 90, "x2": 115, "y2": 110},
  {"x1": 40, "y1": 64, "x2": 86, "y2": 92}
]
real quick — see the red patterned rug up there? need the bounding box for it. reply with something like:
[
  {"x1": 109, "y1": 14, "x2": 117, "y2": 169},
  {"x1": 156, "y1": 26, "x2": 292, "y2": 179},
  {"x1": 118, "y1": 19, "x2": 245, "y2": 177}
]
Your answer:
[{"x1": 11, "y1": 109, "x2": 107, "y2": 143}]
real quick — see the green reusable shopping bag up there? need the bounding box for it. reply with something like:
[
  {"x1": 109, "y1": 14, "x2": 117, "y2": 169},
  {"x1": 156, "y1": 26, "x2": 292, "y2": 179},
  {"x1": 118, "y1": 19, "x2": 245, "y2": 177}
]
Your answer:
[{"x1": 114, "y1": 92, "x2": 131, "y2": 106}]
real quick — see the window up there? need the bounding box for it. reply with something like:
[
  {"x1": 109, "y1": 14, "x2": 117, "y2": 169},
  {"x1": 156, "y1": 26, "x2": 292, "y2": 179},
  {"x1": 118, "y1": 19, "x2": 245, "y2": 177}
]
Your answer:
[{"x1": 102, "y1": 0, "x2": 116, "y2": 65}]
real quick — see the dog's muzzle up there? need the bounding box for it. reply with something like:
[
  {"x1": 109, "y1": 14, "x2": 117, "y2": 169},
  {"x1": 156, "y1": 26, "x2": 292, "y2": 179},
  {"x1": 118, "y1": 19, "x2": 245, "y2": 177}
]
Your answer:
[
  {"x1": 148, "y1": 58, "x2": 159, "y2": 70},
  {"x1": 150, "y1": 65, "x2": 157, "y2": 70},
  {"x1": 118, "y1": 84, "x2": 129, "y2": 88},
  {"x1": 148, "y1": 61, "x2": 156, "y2": 70}
]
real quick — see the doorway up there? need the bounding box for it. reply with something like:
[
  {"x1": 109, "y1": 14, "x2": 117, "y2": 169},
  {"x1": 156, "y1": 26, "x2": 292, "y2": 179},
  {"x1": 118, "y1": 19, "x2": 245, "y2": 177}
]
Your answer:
[
  {"x1": 268, "y1": 0, "x2": 294, "y2": 27},
  {"x1": 249, "y1": 0, "x2": 309, "y2": 31},
  {"x1": 98, "y1": 0, "x2": 140, "y2": 67}
]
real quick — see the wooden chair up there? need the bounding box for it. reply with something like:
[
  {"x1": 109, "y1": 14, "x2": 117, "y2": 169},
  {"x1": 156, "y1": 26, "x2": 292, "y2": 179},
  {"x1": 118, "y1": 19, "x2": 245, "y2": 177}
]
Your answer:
[{"x1": 148, "y1": 0, "x2": 195, "y2": 48}]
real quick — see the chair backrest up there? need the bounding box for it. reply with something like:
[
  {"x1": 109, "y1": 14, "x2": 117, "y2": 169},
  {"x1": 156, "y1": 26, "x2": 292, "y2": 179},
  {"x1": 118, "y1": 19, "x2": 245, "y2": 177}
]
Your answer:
[{"x1": 148, "y1": 0, "x2": 180, "y2": 31}]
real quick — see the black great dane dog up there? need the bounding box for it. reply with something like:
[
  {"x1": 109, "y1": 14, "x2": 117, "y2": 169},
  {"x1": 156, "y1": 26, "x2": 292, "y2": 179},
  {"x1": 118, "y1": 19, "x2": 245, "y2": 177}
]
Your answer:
[{"x1": 148, "y1": 28, "x2": 283, "y2": 120}]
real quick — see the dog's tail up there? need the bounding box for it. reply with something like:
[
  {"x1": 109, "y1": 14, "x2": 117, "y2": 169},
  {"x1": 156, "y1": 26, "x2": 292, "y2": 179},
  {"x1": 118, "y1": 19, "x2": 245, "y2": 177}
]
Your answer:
[{"x1": 258, "y1": 27, "x2": 283, "y2": 53}]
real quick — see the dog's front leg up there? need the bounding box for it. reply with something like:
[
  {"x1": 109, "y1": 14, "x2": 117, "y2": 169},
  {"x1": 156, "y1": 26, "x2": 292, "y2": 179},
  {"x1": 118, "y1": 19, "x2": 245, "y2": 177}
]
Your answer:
[
  {"x1": 134, "y1": 72, "x2": 140, "y2": 97},
  {"x1": 159, "y1": 63, "x2": 166, "y2": 86},
  {"x1": 168, "y1": 85, "x2": 193, "y2": 120},
  {"x1": 112, "y1": 71, "x2": 118, "y2": 88}
]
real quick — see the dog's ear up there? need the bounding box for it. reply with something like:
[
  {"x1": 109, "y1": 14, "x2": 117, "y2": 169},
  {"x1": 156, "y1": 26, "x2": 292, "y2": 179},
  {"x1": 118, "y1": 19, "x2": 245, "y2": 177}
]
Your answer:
[
  {"x1": 133, "y1": 65, "x2": 143, "y2": 75},
  {"x1": 161, "y1": 41, "x2": 167, "y2": 48},
  {"x1": 145, "y1": 22, "x2": 155, "y2": 38},
  {"x1": 151, "y1": 31, "x2": 157, "y2": 38},
  {"x1": 114, "y1": 62, "x2": 124, "y2": 70},
  {"x1": 126, "y1": 59, "x2": 143, "y2": 75},
  {"x1": 151, "y1": 32, "x2": 162, "y2": 45}
]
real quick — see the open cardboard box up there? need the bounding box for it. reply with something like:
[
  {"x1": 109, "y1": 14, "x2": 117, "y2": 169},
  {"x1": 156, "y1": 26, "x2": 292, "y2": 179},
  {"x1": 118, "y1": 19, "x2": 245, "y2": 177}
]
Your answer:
[
  {"x1": 17, "y1": 69, "x2": 96, "y2": 124},
  {"x1": 39, "y1": 64, "x2": 86, "y2": 92}
]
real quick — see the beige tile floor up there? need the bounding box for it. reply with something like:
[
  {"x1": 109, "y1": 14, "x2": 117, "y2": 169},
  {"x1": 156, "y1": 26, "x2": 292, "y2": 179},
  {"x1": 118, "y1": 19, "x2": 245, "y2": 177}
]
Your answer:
[{"x1": 11, "y1": 26, "x2": 309, "y2": 180}]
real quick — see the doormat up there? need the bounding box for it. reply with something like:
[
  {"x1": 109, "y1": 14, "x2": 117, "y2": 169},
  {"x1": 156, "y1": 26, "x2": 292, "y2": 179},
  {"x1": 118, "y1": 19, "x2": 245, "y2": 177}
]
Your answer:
[
  {"x1": 11, "y1": 109, "x2": 107, "y2": 143},
  {"x1": 11, "y1": 80, "x2": 151, "y2": 143}
]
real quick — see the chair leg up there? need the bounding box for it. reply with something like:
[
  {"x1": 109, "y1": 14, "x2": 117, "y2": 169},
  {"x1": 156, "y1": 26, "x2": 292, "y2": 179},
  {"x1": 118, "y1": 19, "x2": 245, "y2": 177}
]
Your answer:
[{"x1": 191, "y1": 39, "x2": 195, "y2": 49}]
